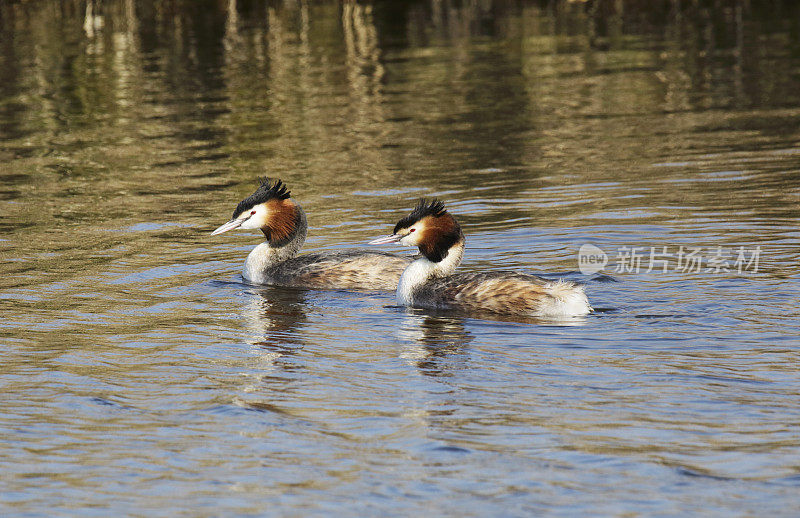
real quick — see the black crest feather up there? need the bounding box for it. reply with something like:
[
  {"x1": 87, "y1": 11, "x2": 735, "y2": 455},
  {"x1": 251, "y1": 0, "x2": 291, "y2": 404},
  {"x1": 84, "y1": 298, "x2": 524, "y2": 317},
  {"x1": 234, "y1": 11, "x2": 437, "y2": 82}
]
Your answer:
[
  {"x1": 393, "y1": 198, "x2": 447, "y2": 234},
  {"x1": 233, "y1": 177, "x2": 291, "y2": 219}
]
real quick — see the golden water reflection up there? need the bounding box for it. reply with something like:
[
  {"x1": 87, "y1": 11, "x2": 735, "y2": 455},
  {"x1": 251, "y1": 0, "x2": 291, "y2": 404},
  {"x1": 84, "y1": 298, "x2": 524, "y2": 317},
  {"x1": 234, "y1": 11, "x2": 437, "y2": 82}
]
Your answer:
[{"x1": 2, "y1": 2, "x2": 800, "y2": 514}]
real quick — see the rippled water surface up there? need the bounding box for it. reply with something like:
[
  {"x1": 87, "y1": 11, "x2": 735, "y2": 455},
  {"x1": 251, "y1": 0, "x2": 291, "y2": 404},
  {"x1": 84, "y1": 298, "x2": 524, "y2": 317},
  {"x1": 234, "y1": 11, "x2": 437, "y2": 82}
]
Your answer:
[{"x1": 2, "y1": 0, "x2": 800, "y2": 515}]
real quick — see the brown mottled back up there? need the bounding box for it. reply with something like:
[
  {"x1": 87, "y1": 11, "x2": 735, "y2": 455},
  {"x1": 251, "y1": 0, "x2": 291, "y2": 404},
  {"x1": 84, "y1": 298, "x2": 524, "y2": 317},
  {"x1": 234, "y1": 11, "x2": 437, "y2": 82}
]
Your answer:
[
  {"x1": 264, "y1": 250, "x2": 412, "y2": 291},
  {"x1": 423, "y1": 272, "x2": 568, "y2": 315}
]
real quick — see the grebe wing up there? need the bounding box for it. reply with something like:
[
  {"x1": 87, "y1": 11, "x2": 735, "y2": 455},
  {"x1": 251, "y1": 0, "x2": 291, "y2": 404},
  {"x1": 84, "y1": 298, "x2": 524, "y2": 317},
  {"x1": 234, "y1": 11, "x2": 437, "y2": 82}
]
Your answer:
[
  {"x1": 284, "y1": 249, "x2": 409, "y2": 269},
  {"x1": 432, "y1": 271, "x2": 580, "y2": 315},
  {"x1": 267, "y1": 250, "x2": 412, "y2": 290}
]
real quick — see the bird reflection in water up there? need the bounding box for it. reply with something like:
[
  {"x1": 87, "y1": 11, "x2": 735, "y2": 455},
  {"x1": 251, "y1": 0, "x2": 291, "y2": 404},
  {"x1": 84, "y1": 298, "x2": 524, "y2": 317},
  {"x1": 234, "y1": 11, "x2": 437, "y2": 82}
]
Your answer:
[
  {"x1": 396, "y1": 307, "x2": 589, "y2": 376},
  {"x1": 231, "y1": 286, "x2": 310, "y2": 412},
  {"x1": 397, "y1": 312, "x2": 472, "y2": 377},
  {"x1": 239, "y1": 285, "x2": 308, "y2": 374}
]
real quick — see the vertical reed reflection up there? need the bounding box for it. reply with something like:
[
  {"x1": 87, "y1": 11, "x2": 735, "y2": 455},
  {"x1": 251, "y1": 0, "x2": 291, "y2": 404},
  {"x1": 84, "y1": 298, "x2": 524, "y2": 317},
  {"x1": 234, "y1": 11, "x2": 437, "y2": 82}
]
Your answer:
[
  {"x1": 343, "y1": 2, "x2": 386, "y2": 127},
  {"x1": 2, "y1": 1, "x2": 797, "y2": 142},
  {"x1": 0, "y1": 0, "x2": 798, "y2": 203}
]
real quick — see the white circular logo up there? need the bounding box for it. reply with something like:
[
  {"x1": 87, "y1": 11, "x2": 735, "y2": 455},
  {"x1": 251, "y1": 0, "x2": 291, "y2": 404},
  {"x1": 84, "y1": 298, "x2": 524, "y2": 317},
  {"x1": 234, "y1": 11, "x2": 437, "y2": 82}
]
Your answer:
[{"x1": 578, "y1": 244, "x2": 608, "y2": 274}]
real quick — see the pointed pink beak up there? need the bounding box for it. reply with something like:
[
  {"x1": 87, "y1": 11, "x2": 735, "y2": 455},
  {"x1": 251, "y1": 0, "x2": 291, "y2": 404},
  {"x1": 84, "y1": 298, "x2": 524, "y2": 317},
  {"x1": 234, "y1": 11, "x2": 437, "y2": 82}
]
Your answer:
[
  {"x1": 211, "y1": 219, "x2": 244, "y2": 236},
  {"x1": 369, "y1": 234, "x2": 402, "y2": 245}
]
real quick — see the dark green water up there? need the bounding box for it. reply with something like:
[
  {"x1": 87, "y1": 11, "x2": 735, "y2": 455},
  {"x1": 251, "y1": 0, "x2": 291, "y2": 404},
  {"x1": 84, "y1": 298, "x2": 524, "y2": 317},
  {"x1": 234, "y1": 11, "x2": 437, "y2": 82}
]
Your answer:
[{"x1": 2, "y1": 0, "x2": 800, "y2": 515}]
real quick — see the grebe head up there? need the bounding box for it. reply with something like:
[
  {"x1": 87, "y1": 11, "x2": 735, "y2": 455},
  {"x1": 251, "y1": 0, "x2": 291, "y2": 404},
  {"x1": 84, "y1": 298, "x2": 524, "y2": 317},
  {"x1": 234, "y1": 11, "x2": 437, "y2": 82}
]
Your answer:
[
  {"x1": 211, "y1": 178, "x2": 306, "y2": 247},
  {"x1": 370, "y1": 199, "x2": 464, "y2": 263}
]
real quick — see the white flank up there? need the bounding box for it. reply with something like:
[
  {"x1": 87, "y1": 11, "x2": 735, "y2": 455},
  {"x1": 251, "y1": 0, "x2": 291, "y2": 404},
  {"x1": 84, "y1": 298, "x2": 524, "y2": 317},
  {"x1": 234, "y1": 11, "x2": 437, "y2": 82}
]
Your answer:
[
  {"x1": 540, "y1": 280, "x2": 592, "y2": 317},
  {"x1": 396, "y1": 241, "x2": 464, "y2": 305},
  {"x1": 396, "y1": 258, "x2": 437, "y2": 305}
]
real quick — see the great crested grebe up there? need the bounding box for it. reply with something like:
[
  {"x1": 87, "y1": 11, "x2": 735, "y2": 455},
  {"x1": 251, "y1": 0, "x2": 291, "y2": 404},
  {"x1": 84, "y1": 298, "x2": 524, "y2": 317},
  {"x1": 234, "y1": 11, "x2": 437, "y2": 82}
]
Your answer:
[
  {"x1": 211, "y1": 178, "x2": 411, "y2": 290},
  {"x1": 370, "y1": 199, "x2": 592, "y2": 318}
]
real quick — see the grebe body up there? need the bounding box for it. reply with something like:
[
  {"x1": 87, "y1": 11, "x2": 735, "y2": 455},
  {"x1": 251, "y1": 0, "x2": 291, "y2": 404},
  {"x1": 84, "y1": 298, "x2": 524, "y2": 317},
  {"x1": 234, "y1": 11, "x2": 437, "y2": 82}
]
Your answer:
[
  {"x1": 371, "y1": 200, "x2": 591, "y2": 318},
  {"x1": 212, "y1": 178, "x2": 411, "y2": 290},
  {"x1": 244, "y1": 247, "x2": 411, "y2": 290}
]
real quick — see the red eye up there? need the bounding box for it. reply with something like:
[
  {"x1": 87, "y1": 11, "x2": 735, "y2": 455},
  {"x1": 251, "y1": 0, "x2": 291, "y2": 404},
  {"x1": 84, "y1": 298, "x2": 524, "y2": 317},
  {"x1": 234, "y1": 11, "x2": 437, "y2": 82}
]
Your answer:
[
  {"x1": 251, "y1": 210, "x2": 256, "y2": 215},
  {"x1": 409, "y1": 228, "x2": 416, "y2": 233}
]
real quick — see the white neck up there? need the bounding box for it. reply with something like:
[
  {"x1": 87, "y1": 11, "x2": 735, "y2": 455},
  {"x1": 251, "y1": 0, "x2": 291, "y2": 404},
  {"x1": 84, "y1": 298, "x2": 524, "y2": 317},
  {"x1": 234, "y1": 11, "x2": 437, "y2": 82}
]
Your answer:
[
  {"x1": 396, "y1": 239, "x2": 464, "y2": 305},
  {"x1": 243, "y1": 207, "x2": 307, "y2": 283}
]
